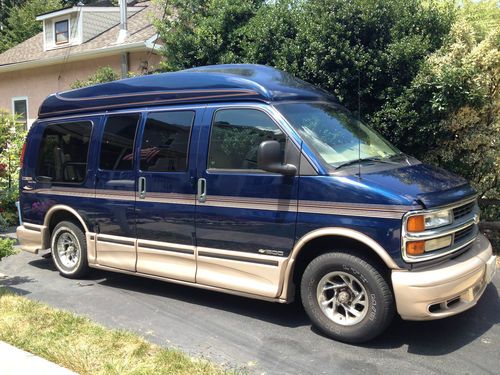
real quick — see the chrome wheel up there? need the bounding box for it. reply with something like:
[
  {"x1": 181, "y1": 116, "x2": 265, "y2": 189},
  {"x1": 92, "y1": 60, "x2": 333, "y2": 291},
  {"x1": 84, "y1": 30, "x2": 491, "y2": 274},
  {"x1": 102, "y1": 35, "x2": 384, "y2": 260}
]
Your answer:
[
  {"x1": 56, "y1": 231, "x2": 80, "y2": 269},
  {"x1": 316, "y1": 271, "x2": 368, "y2": 326}
]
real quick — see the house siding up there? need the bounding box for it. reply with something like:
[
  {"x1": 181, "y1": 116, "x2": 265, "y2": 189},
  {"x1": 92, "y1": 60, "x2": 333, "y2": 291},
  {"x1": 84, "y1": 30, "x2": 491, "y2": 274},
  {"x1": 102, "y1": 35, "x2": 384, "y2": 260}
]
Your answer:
[
  {"x1": 46, "y1": 21, "x2": 54, "y2": 43},
  {"x1": 0, "y1": 51, "x2": 161, "y2": 126}
]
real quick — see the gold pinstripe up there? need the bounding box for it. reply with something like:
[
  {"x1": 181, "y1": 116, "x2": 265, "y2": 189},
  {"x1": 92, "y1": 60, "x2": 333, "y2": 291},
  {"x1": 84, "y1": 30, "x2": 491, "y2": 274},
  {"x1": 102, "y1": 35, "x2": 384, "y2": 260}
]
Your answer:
[
  {"x1": 25, "y1": 188, "x2": 415, "y2": 219},
  {"x1": 55, "y1": 89, "x2": 259, "y2": 102}
]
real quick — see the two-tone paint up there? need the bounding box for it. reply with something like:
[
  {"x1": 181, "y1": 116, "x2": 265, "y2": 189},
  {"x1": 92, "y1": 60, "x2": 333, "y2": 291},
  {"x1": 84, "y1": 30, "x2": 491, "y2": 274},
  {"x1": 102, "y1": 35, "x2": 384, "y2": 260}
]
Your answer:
[{"x1": 17, "y1": 64, "x2": 496, "y2": 320}]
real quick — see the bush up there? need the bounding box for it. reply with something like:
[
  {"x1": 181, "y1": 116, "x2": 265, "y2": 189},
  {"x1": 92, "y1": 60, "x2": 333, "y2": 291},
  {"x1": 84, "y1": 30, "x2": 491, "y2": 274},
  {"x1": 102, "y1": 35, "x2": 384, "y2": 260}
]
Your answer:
[
  {"x1": 155, "y1": 0, "x2": 455, "y2": 117},
  {"x1": 372, "y1": 3, "x2": 499, "y2": 219},
  {"x1": 0, "y1": 110, "x2": 25, "y2": 227},
  {"x1": 0, "y1": 189, "x2": 19, "y2": 227},
  {"x1": 71, "y1": 66, "x2": 120, "y2": 89},
  {"x1": 0, "y1": 238, "x2": 16, "y2": 261}
]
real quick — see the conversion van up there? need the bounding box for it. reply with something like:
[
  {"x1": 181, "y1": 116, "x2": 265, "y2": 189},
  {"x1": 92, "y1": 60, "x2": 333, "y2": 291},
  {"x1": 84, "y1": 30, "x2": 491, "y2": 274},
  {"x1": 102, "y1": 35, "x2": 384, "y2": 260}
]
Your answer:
[{"x1": 17, "y1": 64, "x2": 496, "y2": 343}]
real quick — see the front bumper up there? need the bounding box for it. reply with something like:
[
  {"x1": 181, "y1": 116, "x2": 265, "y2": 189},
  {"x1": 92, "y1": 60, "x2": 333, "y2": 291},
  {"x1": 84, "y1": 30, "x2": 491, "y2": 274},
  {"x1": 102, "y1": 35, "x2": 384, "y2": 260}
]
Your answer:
[{"x1": 392, "y1": 233, "x2": 496, "y2": 320}]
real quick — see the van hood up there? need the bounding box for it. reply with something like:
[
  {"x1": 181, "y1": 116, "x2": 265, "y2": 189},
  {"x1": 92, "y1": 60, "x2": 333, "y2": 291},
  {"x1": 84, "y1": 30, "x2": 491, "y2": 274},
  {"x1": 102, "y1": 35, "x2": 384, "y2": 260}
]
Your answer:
[{"x1": 358, "y1": 162, "x2": 476, "y2": 208}]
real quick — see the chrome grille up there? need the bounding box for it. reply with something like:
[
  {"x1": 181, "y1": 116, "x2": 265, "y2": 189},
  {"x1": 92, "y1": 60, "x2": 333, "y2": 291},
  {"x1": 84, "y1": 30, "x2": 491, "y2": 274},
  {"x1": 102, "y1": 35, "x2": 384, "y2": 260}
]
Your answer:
[
  {"x1": 453, "y1": 202, "x2": 475, "y2": 221},
  {"x1": 402, "y1": 197, "x2": 479, "y2": 263},
  {"x1": 454, "y1": 225, "x2": 474, "y2": 243}
]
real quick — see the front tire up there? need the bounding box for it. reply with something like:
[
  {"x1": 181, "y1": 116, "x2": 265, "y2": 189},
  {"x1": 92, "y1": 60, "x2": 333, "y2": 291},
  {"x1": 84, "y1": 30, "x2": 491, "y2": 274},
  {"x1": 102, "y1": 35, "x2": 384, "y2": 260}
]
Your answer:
[
  {"x1": 51, "y1": 221, "x2": 89, "y2": 278},
  {"x1": 301, "y1": 251, "x2": 394, "y2": 343}
]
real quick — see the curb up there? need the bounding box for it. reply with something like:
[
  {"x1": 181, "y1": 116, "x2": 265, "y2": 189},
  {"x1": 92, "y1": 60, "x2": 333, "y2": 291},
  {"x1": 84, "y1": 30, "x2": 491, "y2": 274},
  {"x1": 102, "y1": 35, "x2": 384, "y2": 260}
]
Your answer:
[{"x1": 0, "y1": 341, "x2": 77, "y2": 375}]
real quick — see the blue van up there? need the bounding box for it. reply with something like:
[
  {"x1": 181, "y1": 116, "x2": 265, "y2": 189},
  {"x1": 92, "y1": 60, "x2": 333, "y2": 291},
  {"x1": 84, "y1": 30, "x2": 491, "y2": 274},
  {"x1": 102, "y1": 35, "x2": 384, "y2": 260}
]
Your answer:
[{"x1": 17, "y1": 64, "x2": 496, "y2": 343}]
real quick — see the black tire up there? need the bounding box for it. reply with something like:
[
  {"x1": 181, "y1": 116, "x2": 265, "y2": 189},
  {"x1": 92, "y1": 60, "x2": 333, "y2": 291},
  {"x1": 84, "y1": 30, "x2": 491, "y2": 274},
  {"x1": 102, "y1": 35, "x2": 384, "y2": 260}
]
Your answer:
[
  {"x1": 300, "y1": 251, "x2": 394, "y2": 343},
  {"x1": 51, "y1": 221, "x2": 89, "y2": 279}
]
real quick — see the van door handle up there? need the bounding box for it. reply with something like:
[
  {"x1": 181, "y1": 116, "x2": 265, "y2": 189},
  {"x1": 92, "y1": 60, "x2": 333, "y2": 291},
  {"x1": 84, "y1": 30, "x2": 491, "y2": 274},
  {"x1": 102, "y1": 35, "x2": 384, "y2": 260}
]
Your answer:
[
  {"x1": 197, "y1": 178, "x2": 207, "y2": 203},
  {"x1": 138, "y1": 177, "x2": 146, "y2": 199}
]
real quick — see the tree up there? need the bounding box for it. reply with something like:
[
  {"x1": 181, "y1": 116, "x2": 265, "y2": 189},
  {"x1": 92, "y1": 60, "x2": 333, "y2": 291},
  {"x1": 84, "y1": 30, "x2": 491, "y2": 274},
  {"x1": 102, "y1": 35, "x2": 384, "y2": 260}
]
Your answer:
[
  {"x1": 154, "y1": 0, "x2": 262, "y2": 71},
  {"x1": 155, "y1": 0, "x2": 455, "y2": 118},
  {"x1": 0, "y1": 0, "x2": 63, "y2": 53},
  {"x1": 372, "y1": 1, "x2": 499, "y2": 209}
]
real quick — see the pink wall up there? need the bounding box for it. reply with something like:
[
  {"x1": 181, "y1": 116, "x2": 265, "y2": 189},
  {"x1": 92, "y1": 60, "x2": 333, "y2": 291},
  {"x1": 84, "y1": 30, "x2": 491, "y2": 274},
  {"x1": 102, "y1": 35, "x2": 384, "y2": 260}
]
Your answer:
[{"x1": 0, "y1": 51, "x2": 162, "y2": 126}]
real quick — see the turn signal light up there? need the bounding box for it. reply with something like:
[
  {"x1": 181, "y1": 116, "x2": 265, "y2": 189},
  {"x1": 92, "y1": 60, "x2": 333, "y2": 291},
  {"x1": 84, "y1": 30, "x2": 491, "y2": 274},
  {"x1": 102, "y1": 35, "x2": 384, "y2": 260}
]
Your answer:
[
  {"x1": 407, "y1": 215, "x2": 425, "y2": 232},
  {"x1": 406, "y1": 241, "x2": 425, "y2": 256}
]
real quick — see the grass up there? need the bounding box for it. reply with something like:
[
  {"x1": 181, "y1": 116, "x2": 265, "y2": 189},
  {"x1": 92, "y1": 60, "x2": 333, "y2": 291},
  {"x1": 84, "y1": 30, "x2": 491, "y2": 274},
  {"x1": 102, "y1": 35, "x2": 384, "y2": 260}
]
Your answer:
[{"x1": 0, "y1": 288, "x2": 234, "y2": 375}]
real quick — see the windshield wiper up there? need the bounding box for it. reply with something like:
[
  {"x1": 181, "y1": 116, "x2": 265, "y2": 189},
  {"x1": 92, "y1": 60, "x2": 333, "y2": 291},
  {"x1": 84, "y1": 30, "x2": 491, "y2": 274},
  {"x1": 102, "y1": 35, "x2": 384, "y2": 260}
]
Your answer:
[{"x1": 335, "y1": 156, "x2": 397, "y2": 170}]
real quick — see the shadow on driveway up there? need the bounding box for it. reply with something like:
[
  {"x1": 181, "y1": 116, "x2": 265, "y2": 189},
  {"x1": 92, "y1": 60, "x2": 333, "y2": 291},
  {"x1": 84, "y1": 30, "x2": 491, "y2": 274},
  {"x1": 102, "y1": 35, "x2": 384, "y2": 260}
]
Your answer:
[{"x1": 27, "y1": 255, "x2": 500, "y2": 356}]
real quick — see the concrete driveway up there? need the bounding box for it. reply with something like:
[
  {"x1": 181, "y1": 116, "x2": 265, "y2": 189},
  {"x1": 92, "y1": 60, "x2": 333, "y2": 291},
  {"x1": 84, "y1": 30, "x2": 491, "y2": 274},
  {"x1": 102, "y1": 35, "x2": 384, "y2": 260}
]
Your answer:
[{"x1": 1, "y1": 251, "x2": 498, "y2": 375}]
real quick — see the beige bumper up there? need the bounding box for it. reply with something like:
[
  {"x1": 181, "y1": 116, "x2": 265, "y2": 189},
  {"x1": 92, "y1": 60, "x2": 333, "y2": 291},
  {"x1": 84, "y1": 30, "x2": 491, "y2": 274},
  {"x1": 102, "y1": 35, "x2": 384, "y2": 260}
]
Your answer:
[
  {"x1": 392, "y1": 233, "x2": 496, "y2": 321},
  {"x1": 16, "y1": 224, "x2": 48, "y2": 254}
]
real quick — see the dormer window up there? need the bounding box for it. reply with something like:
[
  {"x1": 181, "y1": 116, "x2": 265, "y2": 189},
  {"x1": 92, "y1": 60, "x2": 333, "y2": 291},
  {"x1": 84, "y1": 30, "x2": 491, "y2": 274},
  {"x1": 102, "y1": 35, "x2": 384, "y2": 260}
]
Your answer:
[{"x1": 55, "y1": 20, "x2": 69, "y2": 45}]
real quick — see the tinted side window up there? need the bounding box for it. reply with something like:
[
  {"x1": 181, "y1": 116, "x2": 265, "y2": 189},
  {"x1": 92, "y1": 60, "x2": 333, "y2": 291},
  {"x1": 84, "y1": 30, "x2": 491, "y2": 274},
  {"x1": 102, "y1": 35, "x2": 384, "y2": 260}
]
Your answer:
[
  {"x1": 37, "y1": 121, "x2": 92, "y2": 183},
  {"x1": 100, "y1": 114, "x2": 140, "y2": 170},
  {"x1": 140, "y1": 111, "x2": 194, "y2": 172},
  {"x1": 208, "y1": 109, "x2": 286, "y2": 170}
]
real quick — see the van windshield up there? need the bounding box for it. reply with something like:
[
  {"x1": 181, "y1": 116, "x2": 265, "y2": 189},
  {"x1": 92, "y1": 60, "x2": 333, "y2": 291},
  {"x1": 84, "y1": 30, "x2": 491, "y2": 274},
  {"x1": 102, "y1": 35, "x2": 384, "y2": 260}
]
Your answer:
[{"x1": 276, "y1": 102, "x2": 399, "y2": 168}]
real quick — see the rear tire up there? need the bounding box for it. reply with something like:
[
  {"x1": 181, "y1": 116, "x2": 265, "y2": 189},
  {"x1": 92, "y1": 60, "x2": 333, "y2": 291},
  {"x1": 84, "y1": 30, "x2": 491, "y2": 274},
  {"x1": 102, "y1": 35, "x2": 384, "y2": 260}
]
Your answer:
[
  {"x1": 51, "y1": 221, "x2": 89, "y2": 278},
  {"x1": 300, "y1": 251, "x2": 394, "y2": 343}
]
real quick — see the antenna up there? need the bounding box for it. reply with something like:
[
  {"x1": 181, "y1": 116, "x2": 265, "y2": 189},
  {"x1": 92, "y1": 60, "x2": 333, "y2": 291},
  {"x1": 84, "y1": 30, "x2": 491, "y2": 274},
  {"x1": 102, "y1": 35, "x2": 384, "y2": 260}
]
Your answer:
[{"x1": 357, "y1": 71, "x2": 361, "y2": 178}]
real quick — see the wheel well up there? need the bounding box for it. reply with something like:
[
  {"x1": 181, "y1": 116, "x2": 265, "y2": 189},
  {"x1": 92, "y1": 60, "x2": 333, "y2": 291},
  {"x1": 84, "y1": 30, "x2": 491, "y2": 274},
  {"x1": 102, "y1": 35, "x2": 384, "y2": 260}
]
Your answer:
[
  {"x1": 44, "y1": 210, "x2": 86, "y2": 249},
  {"x1": 291, "y1": 236, "x2": 391, "y2": 289}
]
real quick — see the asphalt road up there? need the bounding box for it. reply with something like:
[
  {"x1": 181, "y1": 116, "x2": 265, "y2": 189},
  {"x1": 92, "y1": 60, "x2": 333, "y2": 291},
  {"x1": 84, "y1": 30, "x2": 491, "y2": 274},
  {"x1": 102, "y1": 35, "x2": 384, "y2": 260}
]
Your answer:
[{"x1": 1, "y1": 251, "x2": 499, "y2": 375}]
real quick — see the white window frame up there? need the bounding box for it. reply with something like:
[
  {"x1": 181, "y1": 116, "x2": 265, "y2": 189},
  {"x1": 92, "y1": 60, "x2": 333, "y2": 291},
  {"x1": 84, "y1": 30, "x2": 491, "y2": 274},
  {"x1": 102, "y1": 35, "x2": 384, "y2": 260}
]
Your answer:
[
  {"x1": 54, "y1": 18, "x2": 70, "y2": 45},
  {"x1": 11, "y1": 96, "x2": 29, "y2": 128}
]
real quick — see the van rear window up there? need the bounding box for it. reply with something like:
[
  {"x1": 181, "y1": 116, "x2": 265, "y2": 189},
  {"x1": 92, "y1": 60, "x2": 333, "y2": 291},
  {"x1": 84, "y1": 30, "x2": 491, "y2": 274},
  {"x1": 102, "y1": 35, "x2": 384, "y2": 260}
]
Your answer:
[
  {"x1": 140, "y1": 111, "x2": 194, "y2": 172},
  {"x1": 36, "y1": 121, "x2": 92, "y2": 183}
]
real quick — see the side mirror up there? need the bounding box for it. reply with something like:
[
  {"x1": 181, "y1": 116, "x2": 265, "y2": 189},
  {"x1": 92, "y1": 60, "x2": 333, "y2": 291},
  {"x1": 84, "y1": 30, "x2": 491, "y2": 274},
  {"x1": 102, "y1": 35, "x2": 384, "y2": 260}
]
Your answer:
[{"x1": 257, "y1": 140, "x2": 297, "y2": 176}]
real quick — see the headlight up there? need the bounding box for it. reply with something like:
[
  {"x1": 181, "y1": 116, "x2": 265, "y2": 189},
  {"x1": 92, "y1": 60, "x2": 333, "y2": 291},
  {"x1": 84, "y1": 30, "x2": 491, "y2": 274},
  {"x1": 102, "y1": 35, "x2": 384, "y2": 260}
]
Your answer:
[
  {"x1": 423, "y1": 210, "x2": 453, "y2": 229},
  {"x1": 406, "y1": 209, "x2": 452, "y2": 232}
]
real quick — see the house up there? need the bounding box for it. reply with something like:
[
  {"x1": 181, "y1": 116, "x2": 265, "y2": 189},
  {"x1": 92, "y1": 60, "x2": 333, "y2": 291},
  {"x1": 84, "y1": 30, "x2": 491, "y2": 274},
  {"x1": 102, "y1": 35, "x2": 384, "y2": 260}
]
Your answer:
[{"x1": 0, "y1": 0, "x2": 162, "y2": 128}]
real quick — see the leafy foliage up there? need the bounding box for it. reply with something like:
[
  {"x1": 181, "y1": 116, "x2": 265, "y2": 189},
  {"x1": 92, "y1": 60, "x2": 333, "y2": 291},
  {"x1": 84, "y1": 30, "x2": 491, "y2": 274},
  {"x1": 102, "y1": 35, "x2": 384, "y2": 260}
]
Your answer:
[
  {"x1": 372, "y1": 2, "x2": 499, "y2": 218},
  {"x1": 70, "y1": 66, "x2": 120, "y2": 89},
  {"x1": 0, "y1": 0, "x2": 63, "y2": 53},
  {"x1": 0, "y1": 238, "x2": 16, "y2": 260},
  {"x1": 0, "y1": 110, "x2": 26, "y2": 226},
  {"x1": 155, "y1": 0, "x2": 455, "y2": 118}
]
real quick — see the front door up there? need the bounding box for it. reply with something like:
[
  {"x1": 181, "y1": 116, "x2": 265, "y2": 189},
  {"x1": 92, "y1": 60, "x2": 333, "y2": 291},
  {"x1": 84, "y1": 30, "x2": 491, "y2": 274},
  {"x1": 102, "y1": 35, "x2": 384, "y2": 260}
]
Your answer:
[
  {"x1": 195, "y1": 106, "x2": 299, "y2": 298},
  {"x1": 134, "y1": 109, "x2": 200, "y2": 282},
  {"x1": 94, "y1": 113, "x2": 141, "y2": 271}
]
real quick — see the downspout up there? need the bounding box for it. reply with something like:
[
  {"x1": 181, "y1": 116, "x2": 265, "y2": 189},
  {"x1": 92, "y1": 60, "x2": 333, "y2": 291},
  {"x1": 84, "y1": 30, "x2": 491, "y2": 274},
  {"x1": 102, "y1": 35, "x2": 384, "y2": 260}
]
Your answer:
[
  {"x1": 117, "y1": 0, "x2": 129, "y2": 78},
  {"x1": 120, "y1": 52, "x2": 129, "y2": 79}
]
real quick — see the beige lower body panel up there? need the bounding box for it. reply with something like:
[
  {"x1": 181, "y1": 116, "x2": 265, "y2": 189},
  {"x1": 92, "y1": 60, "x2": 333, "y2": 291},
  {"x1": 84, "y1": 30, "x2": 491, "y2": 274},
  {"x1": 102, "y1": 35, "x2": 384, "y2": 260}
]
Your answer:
[
  {"x1": 392, "y1": 233, "x2": 496, "y2": 320},
  {"x1": 89, "y1": 262, "x2": 286, "y2": 303},
  {"x1": 86, "y1": 232, "x2": 97, "y2": 264},
  {"x1": 95, "y1": 234, "x2": 136, "y2": 272},
  {"x1": 196, "y1": 247, "x2": 288, "y2": 298},
  {"x1": 136, "y1": 239, "x2": 196, "y2": 282},
  {"x1": 17, "y1": 222, "x2": 288, "y2": 302},
  {"x1": 16, "y1": 224, "x2": 48, "y2": 254}
]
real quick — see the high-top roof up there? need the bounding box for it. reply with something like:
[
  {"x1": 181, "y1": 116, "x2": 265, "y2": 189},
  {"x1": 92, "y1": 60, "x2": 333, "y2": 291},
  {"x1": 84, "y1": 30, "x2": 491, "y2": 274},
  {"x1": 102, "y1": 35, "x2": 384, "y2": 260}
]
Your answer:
[{"x1": 38, "y1": 64, "x2": 337, "y2": 118}]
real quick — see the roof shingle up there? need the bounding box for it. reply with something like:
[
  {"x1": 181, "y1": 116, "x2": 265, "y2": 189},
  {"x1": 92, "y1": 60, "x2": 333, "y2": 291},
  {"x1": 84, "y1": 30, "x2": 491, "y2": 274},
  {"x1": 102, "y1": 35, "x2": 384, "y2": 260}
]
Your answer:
[{"x1": 0, "y1": 1, "x2": 157, "y2": 67}]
